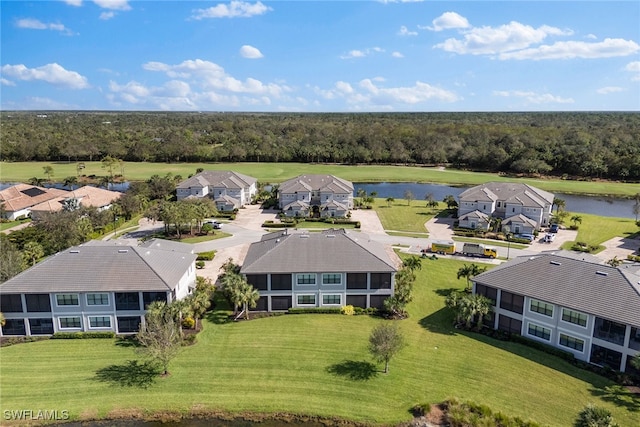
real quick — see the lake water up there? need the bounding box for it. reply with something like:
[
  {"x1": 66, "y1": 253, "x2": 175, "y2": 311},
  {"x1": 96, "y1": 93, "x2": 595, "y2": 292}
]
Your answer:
[
  {"x1": 1, "y1": 181, "x2": 636, "y2": 219},
  {"x1": 353, "y1": 182, "x2": 637, "y2": 220}
]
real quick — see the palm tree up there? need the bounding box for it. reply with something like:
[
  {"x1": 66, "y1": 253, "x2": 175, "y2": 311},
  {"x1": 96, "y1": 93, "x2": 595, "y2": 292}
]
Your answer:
[
  {"x1": 456, "y1": 263, "x2": 487, "y2": 290},
  {"x1": 22, "y1": 241, "x2": 44, "y2": 266},
  {"x1": 0, "y1": 311, "x2": 5, "y2": 327},
  {"x1": 402, "y1": 256, "x2": 422, "y2": 272},
  {"x1": 443, "y1": 194, "x2": 458, "y2": 210},
  {"x1": 238, "y1": 282, "x2": 260, "y2": 320},
  {"x1": 552, "y1": 197, "x2": 566, "y2": 213},
  {"x1": 42, "y1": 165, "x2": 54, "y2": 182},
  {"x1": 63, "y1": 176, "x2": 78, "y2": 190},
  {"x1": 570, "y1": 215, "x2": 583, "y2": 227}
]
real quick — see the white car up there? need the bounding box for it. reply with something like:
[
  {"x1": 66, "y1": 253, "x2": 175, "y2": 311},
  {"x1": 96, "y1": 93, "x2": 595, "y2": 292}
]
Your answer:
[
  {"x1": 205, "y1": 221, "x2": 222, "y2": 229},
  {"x1": 543, "y1": 233, "x2": 556, "y2": 243}
]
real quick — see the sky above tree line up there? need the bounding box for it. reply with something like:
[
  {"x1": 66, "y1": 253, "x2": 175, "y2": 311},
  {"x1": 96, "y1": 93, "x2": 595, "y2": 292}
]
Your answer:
[{"x1": 1, "y1": 1, "x2": 639, "y2": 112}]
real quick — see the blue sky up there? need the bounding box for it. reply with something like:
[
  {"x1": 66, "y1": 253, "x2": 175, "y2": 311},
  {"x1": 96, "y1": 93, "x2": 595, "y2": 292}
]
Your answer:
[{"x1": 1, "y1": 1, "x2": 639, "y2": 112}]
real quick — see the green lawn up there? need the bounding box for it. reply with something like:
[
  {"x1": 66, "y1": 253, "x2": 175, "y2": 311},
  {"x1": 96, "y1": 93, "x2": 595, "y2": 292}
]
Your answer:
[
  {"x1": 0, "y1": 218, "x2": 31, "y2": 232},
  {"x1": 560, "y1": 213, "x2": 640, "y2": 250},
  {"x1": 2, "y1": 161, "x2": 639, "y2": 197},
  {"x1": 1, "y1": 257, "x2": 638, "y2": 426},
  {"x1": 372, "y1": 199, "x2": 441, "y2": 233},
  {"x1": 180, "y1": 231, "x2": 232, "y2": 243}
]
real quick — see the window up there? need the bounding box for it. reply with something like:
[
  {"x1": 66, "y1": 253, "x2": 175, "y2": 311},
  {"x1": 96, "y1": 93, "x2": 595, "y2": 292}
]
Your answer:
[
  {"x1": 117, "y1": 316, "x2": 141, "y2": 333},
  {"x1": 271, "y1": 274, "x2": 292, "y2": 291},
  {"x1": 498, "y1": 314, "x2": 522, "y2": 335},
  {"x1": 346, "y1": 295, "x2": 366, "y2": 308},
  {"x1": 322, "y1": 273, "x2": 341, "y2": 285},
  {"x1": 500, "y1": 291, "x2": 524, "y2": 314},
  {"x1": 530, "y1": 299, "x2": 553, "y2": 317},
  {"x1": 271, "y1": 296, "x2": 292, "y2": 311},
  {"x1": 142, "y1": 292, "x2": 167, "y2": 308},
  {"x1": 247, "y1": 274, "x2": 268, "y2": 291},
  {"x1": 29, "y1": 318, "x2": 53, "y2": 335},
  {"x1": 56, "y1": 294, "x2": 79, "y2": 306},
  {"x1": 594, "y1": 317, "x2": 626, "y2": 346},
  {"x1": 347, "y1": 273, "x2": 367, "y2": 289},
  {"x1": 475, "y1": 284, "x2": 497, "y2": 306},
  {"x1": 87, "y1": 293, "x2": 109, "y2": 306},
  {"x1": 59, "y1": 317, "x2": 81, "y2": 329},
  {"x1": 322, "y1": 294, "x2": 341, "y2": 305},
  {"x1": 528, "y1": 323, "x2": 551, "y2": 341},
  {"x1": 297, "y1": 274, "x2": 316, "y2": 285},
  {"x1": 297, "y1": 295, "x2": 316, "y2": 305},
  {"x1": 2, "y1": 319, "x2": 26, "y2": 335},
  {"x1": 630, "y1": 327, "x2": 640, "y2": 351},
  {"x1": 370, "y1": 273, "x2": 391, "y2": 289},
  {"x1": 25, "y1": 294, "x2": 51, "y2": 312},
  {"x1": 562, "y1": 308, "x2": 587, "y2": 327},
  {"x1": 115, "y1": 292, "x2": 140, "y2": 311},
  {"x1": 89, "y1": 316, "x2": 111, "y2": 328},
  {"x1": 0, "y1": 294, "x2": 23, "y2": 313},
  {"x1": 559, "y1": 333, "x2": 584, "y2": 352},
  {"x1": 590, "y1": 344, "x2": 622, "y2": 370}
]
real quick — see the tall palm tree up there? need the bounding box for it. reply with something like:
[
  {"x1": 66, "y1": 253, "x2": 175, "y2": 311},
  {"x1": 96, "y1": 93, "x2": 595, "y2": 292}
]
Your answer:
[
  {"x1": 402, "y1": 256, "x2": 422, "y2": 272},
  {"x1": 238, "y1": 282, "x2": 260, "y2": 320},
  {"x1": 552, "y1": 197, "x2": 566, "y2": 213},
  {"x1": 456, "y1": 264, "x2": 487, "y2": 290},
  {"x1": 570, "y1": 215, "x2": 583, "y2": 227},
  {"x1": 22, "y1": 241, "x2": 44, "y2": 266}
]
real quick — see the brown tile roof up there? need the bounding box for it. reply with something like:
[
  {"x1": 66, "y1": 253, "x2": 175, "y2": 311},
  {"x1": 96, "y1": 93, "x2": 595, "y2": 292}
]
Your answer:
[
  {"x1": 29, "y1": 186, "x2": 122, "y2": 213},
  {"x1": 0, "y1": 184, "x2": 68, "y2": 212}
]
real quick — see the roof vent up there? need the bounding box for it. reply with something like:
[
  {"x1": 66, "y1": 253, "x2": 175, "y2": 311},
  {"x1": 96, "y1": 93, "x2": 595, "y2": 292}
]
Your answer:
[
  {"x1": 326, "y1": 235, "x2": 335, "y2": 238},
  {"x1": 276, "y1": 239, "x2": 280, "y2": 243},
  {"x1": 118, "y1": 249, "x2": 128, "y2": 253},
  {"x1": 300, "y1": 235, "x2": 309, "y2": 238},
  {"x1": 70, "y1": 250, "x2": 79, "y2": 254},
  {"x1": 595, "y1": 271, "x2": 608, "y2": 277},
  {"x1": 550, "y1": 261, "x2": 561, "y2": 266}
]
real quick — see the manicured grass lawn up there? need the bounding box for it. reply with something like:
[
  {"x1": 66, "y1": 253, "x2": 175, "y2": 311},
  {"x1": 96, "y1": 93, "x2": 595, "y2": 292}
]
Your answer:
[
  {"x1": 0, "y1": 218, "x2": 31, "y2": 232},
  {"x1": 560, "y1": 213, "x2": 640, "y2": 249},
  {"x1": 2, "y1": 257, "x2": 638, "y2": 426},
  {"x1": 372, "y1": 199, "x2": 440, "y2": 233},
  {"x1": 180, "y1": 231, "x2": 231, "y2": 243},
  {"x1": 2, "y1": 161, "x2": 639, "y2": 197}
]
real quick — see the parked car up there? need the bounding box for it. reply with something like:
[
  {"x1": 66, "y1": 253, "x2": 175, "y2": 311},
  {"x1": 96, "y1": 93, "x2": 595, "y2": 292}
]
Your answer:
[
  {"x1": 515, "y1": 233, "x2": 535, "y2": 242},
  {"x1": 543, "y1": 233, "x2": 556, "y2": 243},
  {"x1": 549, "y1": 224, "x2": 560, "y2": 233},
  {"x1": 205, "y1": 221, "x2": 222, "y2": 229}
]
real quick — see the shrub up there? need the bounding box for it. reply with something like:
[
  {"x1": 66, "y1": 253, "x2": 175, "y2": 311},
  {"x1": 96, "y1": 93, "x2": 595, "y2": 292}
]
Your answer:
[
  {"x1": 51, "y1": 332, "x2": 115, "y2": 339},
  {"x1": 411, "y1": 403, "x2": 431, "y2": 417},
  {"x1": 287, "y1": 307, "x2": 342, "y2": 315},
  {"x1": 196, "y1": 261, "x2": 205, "y2": 269},
  {"x1": 196, "y1": 251, "x2": 215, "y2": 261},
  {"x1": 627, "y1": 254, "x2": 640, "y2": 262},
  {"x1": 574, "y1": 404, "x2": 619, "y2": 427},
  {"x1": 182, "y1": 317, "x2": 196, "y2": 329},
  {"x1": 341, "y1": 305, "x2": 355, "y2": 315},
  {"x1": 182, "y1": 334, "x2": 197, "y2": 346}
]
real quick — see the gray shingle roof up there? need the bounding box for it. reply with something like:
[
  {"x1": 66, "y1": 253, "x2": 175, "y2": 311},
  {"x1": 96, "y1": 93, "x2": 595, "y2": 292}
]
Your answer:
[
  {"x1": 279, "y1": 175, "x2": 353, "y2": 194},
  {"x1": 473, "y1": 252, "x2": 640, "y2": 327},
  {"x1": 176, "y1": 170, "x2": 256, "y2": 190},
  {"x1": 0, "y1": 242, "x2": 196, "y2": 294},
  {"x1": 241, "y1": 229, "x2": 397, "y2": 274},
  {"x1": 459, "y1": 182, "x2": 554, "y2": 206}
]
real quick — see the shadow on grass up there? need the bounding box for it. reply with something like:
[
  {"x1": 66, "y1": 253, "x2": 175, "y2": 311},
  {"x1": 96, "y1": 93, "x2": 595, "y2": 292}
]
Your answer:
[
  {"x1": 94, "y1": 360, "x2": 160, "y2": 388},
  {"x1": 419, "y1": 306, "x2": 458, "y2": 335},
  {"x1": 326, "y1": 360, "x2": 378, "y2": 381},
  {"x1": 589, "y1": 384, "x2": 640, "y2": 412},
  {"x1": 115, "y1": 336, "x2": 141, "y2": 348},
  {"x1": 205, "y1": 309, "x2": 233, "y2": 325}
]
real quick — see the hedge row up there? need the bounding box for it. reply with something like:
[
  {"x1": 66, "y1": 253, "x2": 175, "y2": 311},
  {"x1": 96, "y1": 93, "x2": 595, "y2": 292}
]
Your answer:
[
  {"x1": 287, "y1": 308, "x2": 342, "y2": 315},
  {"x1": 196, "y1": 251, "x2": 215, "y2": 261},
  {"x1": 51, "y1": 332, "x2": 116, "y2": 339}
]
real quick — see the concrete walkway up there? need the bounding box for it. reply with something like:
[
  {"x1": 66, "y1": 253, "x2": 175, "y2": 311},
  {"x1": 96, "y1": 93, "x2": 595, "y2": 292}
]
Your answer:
[{"x1": 595, "y1": 236, "x2": 640, "y2": 262}]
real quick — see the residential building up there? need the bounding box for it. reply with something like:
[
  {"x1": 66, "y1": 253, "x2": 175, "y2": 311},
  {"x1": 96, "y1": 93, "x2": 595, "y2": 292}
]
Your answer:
[
  {"x1": 29, "y1": 185, "x2": 123, "y2": 218},
  {"x1": 458, "y1": 182, "x2": 554, "y2": 232},
  {"x1": 240, "y1": 228, "x2": 398, "y2": 311},
  {"x1": 175, "y1": 170, "x2": 257, "y2": 211},
  {"x1": 0, "y1": 239, "x2": 196, "y2": 337},
  {"x1": 472, "y1": 251, "x2": 640, "y2": 373},
  {"x1": 278, "y1": 174, "x2": 353, "y2": 218},
  {"x1": 0, "y1": 184, "x2": 68, "y2": 220}
]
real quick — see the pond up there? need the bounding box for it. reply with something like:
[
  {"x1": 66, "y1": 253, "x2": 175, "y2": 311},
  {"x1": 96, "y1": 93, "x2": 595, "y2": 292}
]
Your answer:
[{"x1": 353, "y1": 182, "x2": 637, "y2": 220}]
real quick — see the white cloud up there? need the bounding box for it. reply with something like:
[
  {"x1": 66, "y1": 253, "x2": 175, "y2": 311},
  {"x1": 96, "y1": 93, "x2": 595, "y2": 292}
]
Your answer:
[
  {"x1": 335, "y1": 81, "x2": 354, "y2": 94},
  {"x1": 240, "y1": 45, "x2": 264, "y2": 59},
  {"x1": 493, "y1": 90, "x2": 574, "y2": 104},
  {"x1": 499, "y1": 38, "x2": 640, "y2": 60},
  {"x1": 391, "y1": 51, "x2": 404, "y2": 58},
  {"x1": 100, "y1": 12, "x2": 116, "y2": 20},
  {"x1": 340, "y1": 47, "x2": 385, "y2": 59},
  {"x1": 92, "y1": 0, "x2": 131, "y2": 11},
  {"x1": 109, "y1": 58, "x2": 291, "y2": 109},
  {"x1": 435, "y1": 21, "x2": 571, "y2": 55},
  {"x1": 1, "y1": 78, "x2": 16, "y2": 86},
  {"x1": 0, "y1": 63, "x2": 89, "y2": 89},
  {"x1": 64, "y1": 0, "x2": 82, "y2": 6},
  {"x1": 398, "y1": 25, "x2": 417, "y2": 36},
  {"x1": 596, "y1": 86, "x2": 624, "y2": 95},
  {"x1": 191, "y1": 1, "x2": 271, "y2": 19},
  {"x1": 16, "y1": 18, "x2": 73, "y2": 35},
  {"x1": 428, "y1": 12, "x2": 470, "y2": 32},
  {"x1": 625, "y1": 61, "x2": 640, "y2": 81}
]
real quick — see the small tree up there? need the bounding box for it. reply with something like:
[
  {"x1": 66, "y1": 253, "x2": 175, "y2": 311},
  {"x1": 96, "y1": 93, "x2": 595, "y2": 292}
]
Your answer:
[
  {"x1": 136, "y1": 301, "x2": 183, "y2": 376},
  {"x1": 570, "y1": 215, "x2": 583, "y2": 228},
  {"x1": 456, "y1": 263, "x2": 487, "y2": 291},
  {"x1": 368, "y1": 323, "x2": 404, "y2": 374},
  {"x1": 385, "y1": 197, "x2": 395, "y2": 207},
  {"x1": 443, "y1": 194, "x2": 458, "y2": 210},
  {"x1": 424, "y1": 192, "x2": 439, "y2": 208},
  {"x1": 22, "y1": 241, "x2": 44, "y2": 266},
  {"x1": 404, "y1": 190, "x2": 414, "y2": 206},
  {"x1": 606, "y1": 256, "x2": 623, "y2": 268},
  {"x1": 42, "y1": 165, "x2": 54, "y2": 181},
  {"x1": 402, "y1": 256, "x2": 422, "y2": 272},
  {"x1": 629, "y1": 353, "x2": 640, "y2": 371}
]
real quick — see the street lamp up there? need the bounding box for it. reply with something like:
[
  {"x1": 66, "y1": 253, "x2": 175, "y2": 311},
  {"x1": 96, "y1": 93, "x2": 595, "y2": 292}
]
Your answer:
[{"x1": 503, "y1": 225, "x2": 511, "y2": 260}]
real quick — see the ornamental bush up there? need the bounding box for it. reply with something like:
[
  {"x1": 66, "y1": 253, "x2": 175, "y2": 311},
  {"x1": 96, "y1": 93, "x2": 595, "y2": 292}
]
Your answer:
[{"x1": 341, "y1": 305, "x2": 355, "y2": 315}]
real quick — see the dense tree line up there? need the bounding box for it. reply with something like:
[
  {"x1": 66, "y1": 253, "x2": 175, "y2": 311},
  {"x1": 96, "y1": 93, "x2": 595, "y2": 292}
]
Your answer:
[{"x1": 1, "y1": 111, "x2": 639, "y2": 181}]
